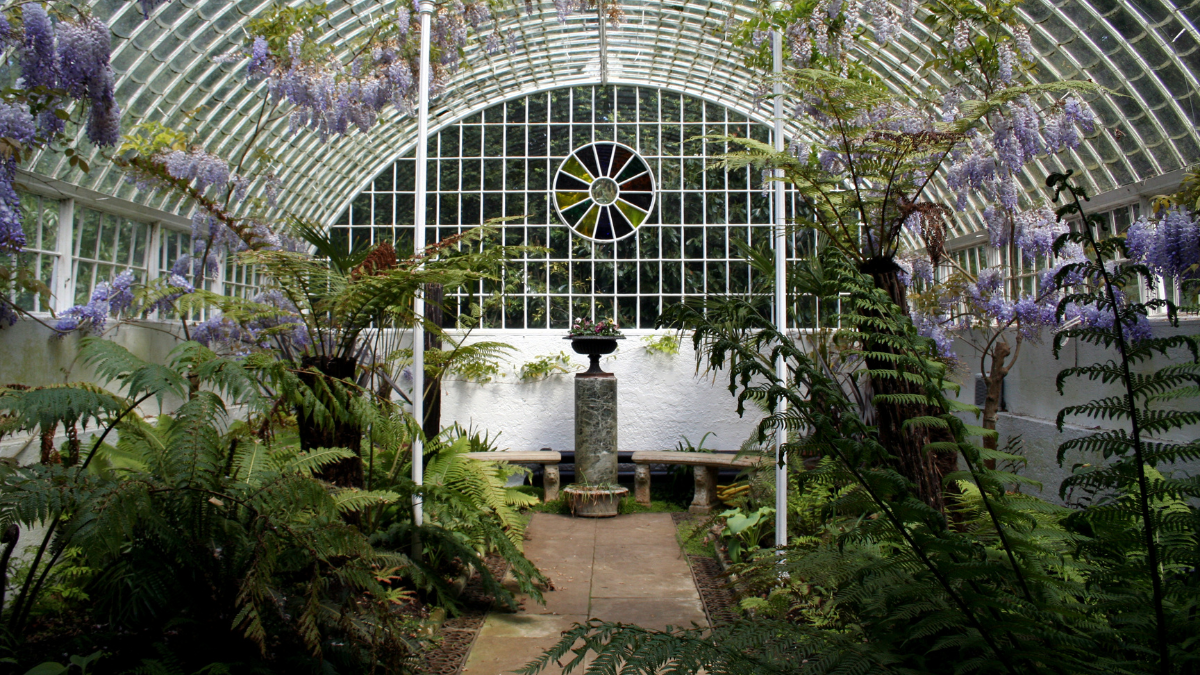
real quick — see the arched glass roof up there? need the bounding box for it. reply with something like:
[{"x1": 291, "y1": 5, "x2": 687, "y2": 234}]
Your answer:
[{"x1": 25, "y1": 0, "x2": 1200, "y2": 240}]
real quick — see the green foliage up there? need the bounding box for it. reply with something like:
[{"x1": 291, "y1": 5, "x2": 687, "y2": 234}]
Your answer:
[
  {"x1": 1174, "y1": 164, "x2": 1200, "y2": 213},
  {"x1": 716, "y1": 506, "x2": 774, "y2": 564},
  {"x1": 641, "y1": 334, "x2": 681, "y2": 357},
  {"x1": 22, "y1": 650, "x2": 102, "y2": 675},
  {"x1": 518, "y1": 351, "x2": 576, "y2": 381},
  {"x1": 243, "y1": 2, "x2": 333, "y2": 57},
  {"x1": 118, "y1": 121, "x2": 190, "y2": 158},
  {"x1": 0, "y1": 340, "x2": 427, "y2": 672},
  {"x1": 675, "y1": 432, "x2": 714, "y2": 454},
  {"x1": 523, "y1": 243, "x2": 1198, "y2": 675},
  {"x1": 426, "y1": 338, "x2": 515, "y2": 384},
  {"x1": 5, "y1": 547, "x2": 92, "y2": 618},
  {"x1": 364, "y1": 425, "x2": 549, "y2": 613},
  {"x1": 1046, "y1": 171, "x2": 1200, "y2": 675}
]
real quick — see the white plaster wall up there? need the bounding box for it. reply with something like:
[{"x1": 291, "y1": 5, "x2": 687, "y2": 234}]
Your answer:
[
  {"x1": 945, "y1": 318, "x2": 1200, "y2": 503},
  {"x1": 2, "y1": 314, "x2": 1194, "y2": 503},
  {"x1": 439, "y1": 331, "x2": 765, "y2": 453},
  {"x1": 0, "y1": 318, "x2": 187, "y2": 463}
]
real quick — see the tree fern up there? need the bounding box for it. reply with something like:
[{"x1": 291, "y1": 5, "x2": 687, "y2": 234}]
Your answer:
[{"x1": 1046, "y1": 171, "x2": 1200, "y2": 675}]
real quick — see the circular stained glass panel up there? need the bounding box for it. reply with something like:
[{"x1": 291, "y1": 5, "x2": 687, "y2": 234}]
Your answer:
[{"x1": 553, "y1": 142, "x2": 655, "y2": 242}]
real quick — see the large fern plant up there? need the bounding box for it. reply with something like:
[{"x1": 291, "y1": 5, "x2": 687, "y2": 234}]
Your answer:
[
  {"x1": 0, "y1": 339, "x2": 424, "y2": 672},
  {"x1": 1046, "y1": 171, "x2": 1200, "y2": 675}
]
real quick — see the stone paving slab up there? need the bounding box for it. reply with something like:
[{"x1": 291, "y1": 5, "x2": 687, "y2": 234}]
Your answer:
[{"x1": 461, "y1": 512, "x2": 705, "y2": 675}]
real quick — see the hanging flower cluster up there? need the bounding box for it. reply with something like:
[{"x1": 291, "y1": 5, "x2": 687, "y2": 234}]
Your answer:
[
  {"x1": 191, "y1": 289, "x2": 310, "y2": 356},
  {"x1": 52, "y1": 271, "x2": 205, "y2": 335},
  {"x1": 1125, "y1": 206, "x2": 1200, "y2": 281},
  {"x1": 912, "y1": 310, "x2": 955, "y2": 357},
  {"x1": 0, "y1": 5, "x2": 120, "y2": 267},
  {"x1": 54, "y1": 270, "x2": 136, "y2": 334},
  {"x1": 239, "y1": 0, "x2": 507, "y2": 143},
  {"x1": 780, "y1": 0, "x2": 913, "y2": 71},
  {"x1": 19, "y1": 5, "x2": 120, "y2": 146}
]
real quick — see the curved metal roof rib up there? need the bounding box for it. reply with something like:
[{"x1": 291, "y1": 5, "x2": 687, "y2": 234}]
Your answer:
[{"x1": 28, "y1": 0, "x2": 1200, "y2": 233}]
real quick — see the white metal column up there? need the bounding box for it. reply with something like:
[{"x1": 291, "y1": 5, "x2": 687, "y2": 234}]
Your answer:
[
  {"x1": 411, "y1": 0, "x2": 434, "y2": 527},
  {"x1": 771, "y1": 23, "x2": 789, "y2": 549}
]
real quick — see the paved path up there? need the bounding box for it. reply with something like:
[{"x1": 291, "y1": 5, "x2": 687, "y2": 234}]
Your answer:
[{"x1": 461, "y1": 513, "x2": 707, "y2": 675}]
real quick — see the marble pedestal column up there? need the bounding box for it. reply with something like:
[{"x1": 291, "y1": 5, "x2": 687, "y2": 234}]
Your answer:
[{"x1": 574, "y1": 375, "x2": 617, "y2": 485}]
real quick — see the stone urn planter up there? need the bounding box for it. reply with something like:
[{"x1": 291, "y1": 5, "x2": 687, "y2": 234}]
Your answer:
[
  {"x1": 565, "y1": 335, "x2": 625, "y2": 376},
  {"x1": 562, "y1": 484, "x2": 628, "y2": 518}
]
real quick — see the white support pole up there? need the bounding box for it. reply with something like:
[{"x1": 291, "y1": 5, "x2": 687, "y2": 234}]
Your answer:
[
  {"x1": 771, "y1": 22, "x2": 789, "y2": 550},
  {"x1": 412, "y1": 0, "x2": 434, "y2": 528}
]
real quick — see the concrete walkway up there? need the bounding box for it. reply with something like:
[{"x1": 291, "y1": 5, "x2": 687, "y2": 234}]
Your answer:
[{"x1": 461, "y1": 513, "x2": 707, "y2": 675}]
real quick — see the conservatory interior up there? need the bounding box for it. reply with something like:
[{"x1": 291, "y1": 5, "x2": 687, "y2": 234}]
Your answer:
[{"x1": 0, "y1": 0, "x2": 1196, "y2": 673}]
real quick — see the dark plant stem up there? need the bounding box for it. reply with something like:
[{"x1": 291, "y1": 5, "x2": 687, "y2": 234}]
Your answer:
[
  {"x1": 0, "y1": 524, "x2": 20, "y2": 613},
  {"x1": 1059, "y1": 179, "x2": 1169, "y2": 675}
]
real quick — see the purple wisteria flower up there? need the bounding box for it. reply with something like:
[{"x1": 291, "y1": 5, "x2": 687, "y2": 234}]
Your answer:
[
  {"x1": 1039, "y1": 242, "x2": 1088, "y2": 291},
  {"x1": 247, "y1": 36, "x2": 271, "y2": 79},
  {"x1": 1012, "y1": 294, "x2": 1057, "y2": 339},
  {"x1": 913, "y1": 311, "x2": 955, "y2": 358},
  {"x1": 1013, "y1": 206, "x2": 1066, "y2": 262},
  {"x1": 192, "y1": 316, "x2": 264, "y2": 356},
  {"x1": 968, "y1": 268, "x2": 1015, "y2": 324},
  {"x1": 163, "y1": 149, "x2": 231, "y2": 191},
  {"x1": 1125, "y1": 207, "x2": 1200, "y2": 281},
  {"x1": 21, "y1": 5, "x2": 57, "y2": 91},
  {"x1": 54, "y1": 270, "x2": 139, "y2": 335},
  {"x1": 150, "y1": 273, "x2": 195, "y2": 315},
  {"x1": 997, "y1": 41, "x2": 1014, "y2": 83},
  {"x1": 862, "y1": 0, "x2": 898, "y2": 45},
  {"x1": 952, "y1": 21, "x2": 970, "y2": 52},
  {"x1": 1013, "y1": 24, "x2": 1034, "y2": 59},
  {"x1": 896, "y1": 249, "x2": 934, "y2": 287},
  {"x1": 247, "y1": 289, "x2": 310, "y2": 351},
  {"x1": 0, "y1": 103, "x2": 37, "y2": 254},
  {"x1": 1065, "y1": 291, "x2": 1153, "y2": 342}
]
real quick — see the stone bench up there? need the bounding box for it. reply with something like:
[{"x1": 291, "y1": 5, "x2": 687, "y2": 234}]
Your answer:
[
  {"x1": 463, "y1": 451, "x2": 563, "y2": 502},
  {"x1": 630, "y1": 451, "x2": 765, "y2": 514}
]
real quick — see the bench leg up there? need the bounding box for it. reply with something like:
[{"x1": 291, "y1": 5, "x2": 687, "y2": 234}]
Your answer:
[
  {"x1": 690, "y1": 466, "x2": 718, "y2": 514},
  {"x1": 634, "y1": 465, "x2": 651, "y2": 505},
  {"x1": 543, "y1": 464, "x2": 560, "y2": 503}
]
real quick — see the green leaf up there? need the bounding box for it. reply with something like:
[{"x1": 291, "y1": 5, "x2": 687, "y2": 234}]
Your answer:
[{"x1": 24, "y1": 663, "x2": 68, "y2": 675}]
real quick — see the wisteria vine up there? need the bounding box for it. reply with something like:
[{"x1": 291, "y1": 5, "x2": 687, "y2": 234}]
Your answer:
[{"x1": 0, "y1": 3, "x2": 121, "y2": 324}]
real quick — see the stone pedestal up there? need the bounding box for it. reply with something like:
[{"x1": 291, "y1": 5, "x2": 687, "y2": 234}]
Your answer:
[{"x1": 574, "y1": 375, "x2": 617, "y2": 485}]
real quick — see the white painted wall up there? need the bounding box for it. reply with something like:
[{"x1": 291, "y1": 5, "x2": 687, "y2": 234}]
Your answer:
[
  {"x1": 945, "y1": 318, "x2": 1200, "y2": 503},
  {"x1": 3, "y1": 316, "x2": 1195, "y2": 506},
  {"x1": 439, "y1": 331, "x2": 765, "y2": 453}
]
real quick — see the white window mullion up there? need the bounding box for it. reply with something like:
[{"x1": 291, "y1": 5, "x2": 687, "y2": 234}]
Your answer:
[
  {"x1": 52, "y1": 198, "x2": 75, "y2": 313},
  {"x1": 146, "y1": 222, "x2": 162, "y2": 320},
  {"x1": 211, "y1": 251, "x2": 226, "y2": 299}
]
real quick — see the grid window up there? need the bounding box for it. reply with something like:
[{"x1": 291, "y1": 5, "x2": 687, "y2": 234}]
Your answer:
[
  {"x1": 331, "y1": 86, "x2": 779, "y2": 330},
  {"x1": 72, "y1": 207, "x2": 149, "y2": 304},
  {"x1": 224, "y1": 259, "x2": 263, "y2": 300},
  {"x1": 159, "y1": 228, "x2": 217, "y2": 320},
  {"x1": 9, "y1": 192, "x2": 60, "y2": 313}
]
